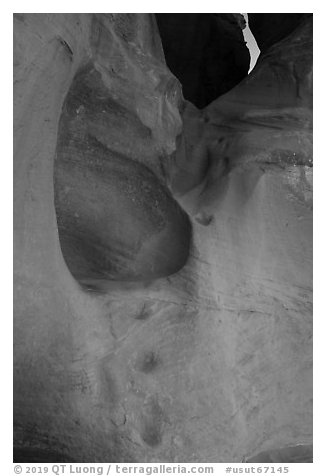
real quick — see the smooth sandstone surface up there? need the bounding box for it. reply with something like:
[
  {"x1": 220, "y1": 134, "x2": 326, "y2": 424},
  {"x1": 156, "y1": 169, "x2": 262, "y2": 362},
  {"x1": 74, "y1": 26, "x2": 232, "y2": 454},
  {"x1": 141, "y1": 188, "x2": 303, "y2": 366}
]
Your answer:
[
  {"x1": 55, "y1": 62, "x2": 191, "y2": 283},
  {"x1": 14, "y1": 13, "x2": 312, "y2": 463}
]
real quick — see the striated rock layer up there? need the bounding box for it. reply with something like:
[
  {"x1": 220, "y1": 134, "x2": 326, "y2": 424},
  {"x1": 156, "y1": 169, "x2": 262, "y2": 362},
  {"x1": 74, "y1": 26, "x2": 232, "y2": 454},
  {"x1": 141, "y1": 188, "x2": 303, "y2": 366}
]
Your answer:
[
  {"x1": 14, "y1": 13, "x2": 312, "y2": 463},
  {"x1": 55, "y1": 62, "x2": 191, "y2": 283}
]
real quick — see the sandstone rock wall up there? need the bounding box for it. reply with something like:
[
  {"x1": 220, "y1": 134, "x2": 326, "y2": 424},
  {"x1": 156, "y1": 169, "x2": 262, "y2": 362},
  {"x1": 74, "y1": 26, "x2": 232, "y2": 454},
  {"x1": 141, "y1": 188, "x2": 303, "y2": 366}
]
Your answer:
[{"x1": 14, "y1": 13, "x2": 312, "y2": 463}]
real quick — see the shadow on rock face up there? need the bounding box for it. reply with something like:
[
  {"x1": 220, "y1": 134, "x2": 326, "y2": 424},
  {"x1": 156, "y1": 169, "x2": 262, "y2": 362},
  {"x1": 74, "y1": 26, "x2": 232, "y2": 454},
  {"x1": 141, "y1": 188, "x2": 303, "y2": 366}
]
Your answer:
[
  {"x1": 54, "y1": 64, "x2": 191, "y2": 287},
  {"x1": 13, "y1": 447, "x2": 75, "y2": 463}
]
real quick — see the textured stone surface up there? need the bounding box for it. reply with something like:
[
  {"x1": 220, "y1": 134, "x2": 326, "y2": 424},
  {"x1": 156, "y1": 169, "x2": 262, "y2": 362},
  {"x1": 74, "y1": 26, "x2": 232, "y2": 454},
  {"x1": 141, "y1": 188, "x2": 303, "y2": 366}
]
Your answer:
[
  {"x1": 172, "y1": 15, "x2": 313, "y2": 202},
  {"x1": 54, "y1": 62, "x2": 191, "y2": 283},
  {"x1": 14, "y1": 13, "x2": 312, "y2": 463},
  {"x1": 245, "y1": 444, "x2": 313, "y2": 463}
]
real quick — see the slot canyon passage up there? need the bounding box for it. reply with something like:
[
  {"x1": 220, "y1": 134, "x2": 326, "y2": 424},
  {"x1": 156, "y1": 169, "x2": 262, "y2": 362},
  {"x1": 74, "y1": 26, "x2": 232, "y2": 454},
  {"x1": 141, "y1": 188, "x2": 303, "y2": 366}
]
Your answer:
[{"x1": 13, "y1": 13, "x2": 313, "y2": 463}]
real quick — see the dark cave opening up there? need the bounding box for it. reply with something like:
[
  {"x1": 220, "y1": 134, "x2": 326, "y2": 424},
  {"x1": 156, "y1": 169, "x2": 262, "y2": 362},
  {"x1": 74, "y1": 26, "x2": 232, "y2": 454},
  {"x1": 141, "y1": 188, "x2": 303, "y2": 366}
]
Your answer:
[
  {"x1": 155, "y1": 13, "x2": 311, "y2": 109},
  {"x1": 155, "y1": 13, "x2": 251, "y2": 108}
]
